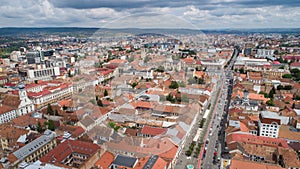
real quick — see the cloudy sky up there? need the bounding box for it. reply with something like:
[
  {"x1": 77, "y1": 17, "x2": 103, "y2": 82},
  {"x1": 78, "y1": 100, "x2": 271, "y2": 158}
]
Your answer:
[{"x1": 0, "y1": 0, "x2": 299, "y2": 29}]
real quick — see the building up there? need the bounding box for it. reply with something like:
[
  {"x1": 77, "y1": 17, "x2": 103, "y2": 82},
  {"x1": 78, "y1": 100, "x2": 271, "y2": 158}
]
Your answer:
[
  {"x1": 8, "y1": 130, "x2": 57, "y2": 168},
  {"x1": 258, "y1": 111, "x2": 289, "y2": 138},
  {"x1": 0, "y1": 104, "x2": 17, "y2": 124},
  {"x1": 26, "y1": 51, "x2": 44, "y2": 64},
  {"x1": 110, "y1": 154, "x2": 138, "y2": 169},
  {"x1": 290, "y1": 62, "x2": 300, "y2": 70},
  {"x1": 26, "y1": 81, "x2": 73, "y2": 109},
  {"x1": 2, "y1": 83, "x2": 34, "y2": 116},
  {"x1": 40, "y1": 140, "x2": 100, "y2": 169},
  {"x1": 0, "y1": 126, "x2": 29, "y2": 151},
  {"x1": 255, "y1": 49, "x2": 275, "y2": 59},
  {"x1": 26, "y1": 65, "x2": 60, "y2": 82}
]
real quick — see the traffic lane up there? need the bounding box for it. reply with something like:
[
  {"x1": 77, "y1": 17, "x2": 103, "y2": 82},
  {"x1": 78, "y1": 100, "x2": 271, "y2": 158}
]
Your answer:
[{"x1": 202, "y1": 91, "x2": 226, "y2": 168}]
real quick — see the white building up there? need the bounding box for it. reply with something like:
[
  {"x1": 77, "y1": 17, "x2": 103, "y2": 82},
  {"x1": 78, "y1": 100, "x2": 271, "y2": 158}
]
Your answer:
[
  {"x1": 258, "y1": 111, "x2": 289, "y2": 138},
  {"x1": 27, "y1": 82, "x2": 73, "y2": 109},
  {"x1": 0, "y1": 105, "x2": 17, "y2": 124},
  {"x1": 10, "y1": 51, "x2": 21, "y2": 62},
  {"x1": 18, "y1": 84, "x2": 35, "y2": 116},
  {"x1": 27, "y1": 65, "x2": 60, "y2": 82},
  {"x1": 2, "y1": 83, "x2": 35, "y2": 117},
  {"x1": 255, "y1": 49, "x2": 274, "y2": 59}
]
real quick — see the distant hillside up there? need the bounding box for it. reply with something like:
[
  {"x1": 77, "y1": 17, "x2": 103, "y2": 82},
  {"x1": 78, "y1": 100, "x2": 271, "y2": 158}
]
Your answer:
[{"x1": 0, "y1": 27, "x2": 299, "y2": 36}]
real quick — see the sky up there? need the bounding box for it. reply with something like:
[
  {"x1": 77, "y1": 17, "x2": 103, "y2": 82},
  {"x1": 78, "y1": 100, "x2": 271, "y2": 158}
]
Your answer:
[{"x1": 0, "y1": 0, "x2": 299, "y2": 29}]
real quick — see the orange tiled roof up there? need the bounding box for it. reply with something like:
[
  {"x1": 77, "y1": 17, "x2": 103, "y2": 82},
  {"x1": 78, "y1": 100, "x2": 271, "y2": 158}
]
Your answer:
[
  {"x1": 0, "y1": 105, "x2": 15, "y2": 115},
  {"x1": 227, "y1": 132, "x2": 289, "y2": 148},
  {"x1": 230, "y1": 159, "x2": 284, "y2": 169},
  {"x1": 141, "y1": 125, "x2": 167, "y2": 136},
  {"x1": 40, "y1": 140, "x2": 99, "y2": 164},
  {"x1": 95, "y1": 151, "x2": 115, "y2": 169}
]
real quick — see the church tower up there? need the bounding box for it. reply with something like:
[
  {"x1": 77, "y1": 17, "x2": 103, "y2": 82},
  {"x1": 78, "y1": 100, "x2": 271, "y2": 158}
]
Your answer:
[{"x1": 17, "y1": 82, "x2": 34, "y2": 116}]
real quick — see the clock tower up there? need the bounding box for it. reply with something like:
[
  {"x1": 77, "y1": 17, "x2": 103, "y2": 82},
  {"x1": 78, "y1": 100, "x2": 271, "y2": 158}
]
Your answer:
[
  {"x1": 17, "y1": 82, "x2": 34, "y2": 116},
  {"x1": 18, "y1": 83, "x2": 27, "y2": 100}
]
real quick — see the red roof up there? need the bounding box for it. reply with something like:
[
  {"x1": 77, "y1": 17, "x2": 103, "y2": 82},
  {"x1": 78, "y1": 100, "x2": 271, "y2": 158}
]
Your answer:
[
  {"x1": 290, "y1": 62, "x2": 300, "y2": 67},
  {"x1": 226, "y1": 133, "x2": 289, "y2": 148},
  {"x1": 40, "y1": 140, "x2": 99, "y2": 164},
  {"x1": 273, "y1": 61, "x2": 281, "y2": 65},
  {"x1": 95, "y1": 151, "x2": 115, "y2": 169},
  {"x1": 284, "y1": 55, "x2": 300, "y2": 60},
  {"x1": 141, "y1": 125, "x2": 167, "y2": 136}
]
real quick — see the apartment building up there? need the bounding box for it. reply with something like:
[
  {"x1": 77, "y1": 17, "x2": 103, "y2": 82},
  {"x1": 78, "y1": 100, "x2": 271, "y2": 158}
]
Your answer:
[
  {"x1": 27, "y1": 81, "x2": 73, "y2": 109},
  {"x1": 8, "y1": 130, "x2": 57, "y2": 168},
  {"x1": 258, "y1": 111, "x2": 289, "y2": 138},
  {"x1": 0, "y1": 105, "x2": 17, "y2": 124}
]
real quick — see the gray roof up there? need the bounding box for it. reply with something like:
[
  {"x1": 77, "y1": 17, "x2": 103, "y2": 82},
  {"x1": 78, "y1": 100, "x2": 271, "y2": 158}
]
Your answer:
[
  {"x1": 13, "y1": 130, "x2": 56, "y2": 160},
  {"x1": 142, "y1": 155, "x2": 158, "y2": 169},
  {"x1": 112, "y1": 155, "x2": 138, "y2": 168}
]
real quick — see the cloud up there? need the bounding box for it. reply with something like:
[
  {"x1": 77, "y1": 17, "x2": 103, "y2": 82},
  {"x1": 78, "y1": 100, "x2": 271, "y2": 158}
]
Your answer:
[{"x1": 0, "y1": 0, "x2": 299, "y2": 28}]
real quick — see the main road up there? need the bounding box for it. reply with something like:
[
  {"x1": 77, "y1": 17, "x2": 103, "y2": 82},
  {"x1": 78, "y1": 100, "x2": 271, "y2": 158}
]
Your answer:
[{"x1": 197, "y1": 48, "x2": 239, "y2": 169}]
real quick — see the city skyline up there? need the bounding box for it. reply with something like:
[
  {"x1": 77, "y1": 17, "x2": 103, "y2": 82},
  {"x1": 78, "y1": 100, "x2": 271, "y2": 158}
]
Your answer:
[{"x1": 0, "y1": 0, "x2": 300, "y2": 29}]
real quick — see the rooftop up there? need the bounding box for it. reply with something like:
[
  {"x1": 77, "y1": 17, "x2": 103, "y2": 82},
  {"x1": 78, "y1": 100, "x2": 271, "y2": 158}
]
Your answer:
[{"x1": 12, "y1": 130, "x2": 56, "y2": 161}]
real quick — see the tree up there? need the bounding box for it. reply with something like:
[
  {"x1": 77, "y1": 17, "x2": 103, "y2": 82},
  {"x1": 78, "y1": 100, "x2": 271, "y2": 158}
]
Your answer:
[
  {"x1": 188, "y1": 77, "x2": 197, "y2": 85},
  {"x1": 37, "y1": 121, "x2": 43, "y2": 133},
  {"x1": 62, "y1": 105, "x2": 67, "y2": 110},
  {"x1": 169, "y1": 81, "x2": 179, "y2": 89},
  {"x1": 269, "y1": 87, "x2": 276, "y2": 99},
  {"x1": 47, "y1": 104, "x2": 54, "y2": 115},
  {"x1": 128, "y1": 55, "x2": 134, "y2": 62},
  {"x1": 144, "y1": 55, "x2": 150, "y2": 63},
  {"x1": 104, "y1": 89, "x2": 108, "y2": 97},
  {"x1": 198, "y1": 78, "x2": 205, "y2": 84},
  {"x1": 239, "y1": 67, "x2": 245, "y2": 74},
  {"x1": 181, "y1": 95, "x2": 189, "y2": 103},
  {"x1": 266, "y1": 99, "x2": 275, "y2": 106},
  {"x1": 45, "y1": 120, "x2": 55, "y2": 131},
  {"x1": 166, "y1": 93, "x2": 175, "y2": 103},
  {"x1": 156, "y1": 65, "x2": 165, "y2": 72},
  {"x1": 282, "y1": 74, "x2": 292, "y2": 78},
  {"x1": 97, "y1": 99, "x2": 103, "y2": 107},
  {"x1": 89, "y1": 99, "x2": 96, "y2": 105},
  {"x1": 130, "y1": 82, "x2": 138, "y2": 88},
  {"x1": 55, "y1": 110, "x2": 59, "y2": 116}
]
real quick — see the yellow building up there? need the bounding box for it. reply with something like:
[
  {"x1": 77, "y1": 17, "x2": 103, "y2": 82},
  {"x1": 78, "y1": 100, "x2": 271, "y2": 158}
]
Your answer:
[{"x1": 8, "y1": 130, "x2": 57, "y2": 169}]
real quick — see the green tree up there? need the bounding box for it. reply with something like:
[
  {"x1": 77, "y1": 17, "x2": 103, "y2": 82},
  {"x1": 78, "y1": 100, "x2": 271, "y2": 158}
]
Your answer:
[
  {"x1": 37, "y1": 121, "x2": 43, "y2": 133},
  {"x1": 45, "y1": 120, "x2": 55, "y2": 131},
  {"x1": 47, "y1": 104, "x2": 54, "y2": 115},
  {"x1": 104, "y1": 89, "x2": 108, "y2": 97},
  {"x1": 97, "y1": 99, "x2": 103, "y2": 107},
  {"x1": 55, "y1": 110, "x2": 59, "y2": 116},
  {"x1": 282, "y1": 74, "x2": 292, "y2": 78},
  {"x1": 156, "y1": 65, "x2": 165, "y2": 72},
  {"x1": 266, "y1": 99, "x2": 275, "y2": 106},
  {"x1": 169, "y1": 81, "x2": 179, "y2": 89},
  {"x1": 144, "y1": 55, "x2": 150, "y2": 63},
  {"x1": 128, "y1": 55, "x2": 134, "y2": 62},
  {"x1": 269, "y1": 87, "x2": 276, "y2": 99},
  {"x1": 89, "y1": 99, "x2": 96, "y2": 105},
  {"x1": 181, "y1": 95, "x2": 189, "y2": 103},
  {"x1": 239, "y1": 67, "x2": 245, "y2": 74},
  {"x1": 130, "y1": 82, "x2": 138, "y2": 88},
  {"x1": 166, "y1": 93, "x2": 175, "y2": 103}
]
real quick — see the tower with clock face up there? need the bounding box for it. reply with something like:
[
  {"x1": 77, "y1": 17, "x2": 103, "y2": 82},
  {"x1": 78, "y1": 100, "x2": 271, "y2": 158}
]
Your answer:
[
  {"x1": 18, "y1": 83, "x2": 27, "y2": 101},
  {"x1": 17, "y1": 82, "x2": 34, "y2": 116}
]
